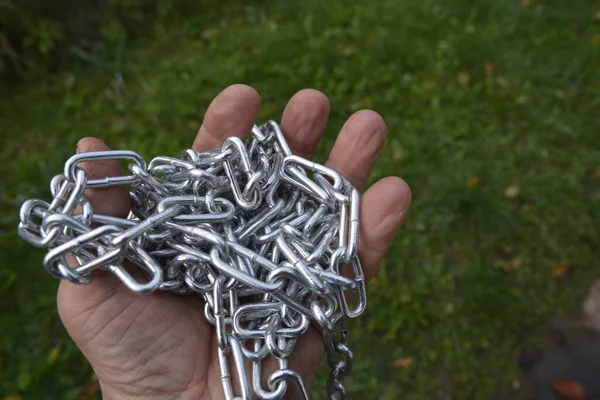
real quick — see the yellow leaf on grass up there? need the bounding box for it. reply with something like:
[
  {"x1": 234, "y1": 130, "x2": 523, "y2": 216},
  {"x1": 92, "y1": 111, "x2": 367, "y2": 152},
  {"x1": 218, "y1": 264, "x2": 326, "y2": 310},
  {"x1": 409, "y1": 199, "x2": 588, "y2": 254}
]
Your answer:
[
  {"x1": 393, "y1": 357, "x2": 414, "y2": 368},
  {"x1": 516, "y1": 94, "x2": 528, "y2": 105},
  {"x1": 202, "y1": 28, "x2": 218, "y2": 39},
  {"x1": 370, "y1": 276, "x2": 382, "y2": 285},
  {"x1": 457, "y1": 71, "x2": 471, "y2": 86},
  {"x1": 350, "y1": 96, "x2": 374, "y2": 111},
  {"x1": 79, "y1": 379, "x2": 100, "y2": 400},
  {"x1": 340, "y1": 46, "x2": 356, "y2": 57},
  {"x1": 494, "y1": 245, "x2": 523, "y2": 272},
  {"x1": 496, "y1": 256, "x2": 523, "y2": 272},
  {"x1": 466, "y1": 176, "x2": 480, "y2": 188},
  {"x1": 510, "y1": 256, "x2": 524, "y2": 269},
  {"x1": 552, "y1": 264, "x2": 573, "y2": 279},
  {"x1": 47, "y1": 346, "x2": 61, "y2": 364},
  {"x1": 504, "y1": 184, "x2": 521, "y2": 199},
  {"x1": 2, "y1": 397, "x2": 24, "y2": 400},
  {"x1": 552, "y1": 264, "x2": 568, "y2": 276}
]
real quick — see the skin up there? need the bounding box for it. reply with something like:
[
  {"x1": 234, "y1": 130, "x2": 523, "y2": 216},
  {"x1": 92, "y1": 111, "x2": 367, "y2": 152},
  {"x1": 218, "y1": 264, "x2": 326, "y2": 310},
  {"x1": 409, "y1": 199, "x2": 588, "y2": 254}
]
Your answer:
[{"x1": 57, "y1": 84, "x2": 412, "y2": 400}]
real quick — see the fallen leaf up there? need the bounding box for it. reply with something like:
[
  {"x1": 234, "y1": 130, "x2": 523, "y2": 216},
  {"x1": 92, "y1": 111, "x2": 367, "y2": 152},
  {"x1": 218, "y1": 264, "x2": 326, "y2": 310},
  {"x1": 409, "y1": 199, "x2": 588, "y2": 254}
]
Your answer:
[
  {"x1": 504, "y1": 184, "x2": 521, "y2": 199},
  {"x1": 457, "y1": 71, "x2": 471, "y2": 86},
  {"x1": 516, "y1": 94, "x2": 528, "y2": 104},
  {"x1": 551, "y1": 380, "x2": 587, "y2": 400},
  {"x1": 202, "y1": 28, "x2": 218, "y2": 39},
  {"x1": 370, "y1": 276, "x2": 382, "y2": 285},
  {"x1": 511, "y1": 256, "x2": 523, "y2": 269},
  {"x1": 79, "y1": 379, "x2": 100, "y2": 400},
  {"x1": 552, "y1": 264, "x2": 568, "y2": 276},
  {"x1": 2, "y1": 397, "x2": 24, "y2": 400},
  {"x1": 340, "y1": 46, "x2": 356, "y2": 57},
  {"x1": 494, "y1": 245, "x2": 523, "y2": 272},
  {"x1": 47, "y1": 345, "x2": 61, "y2": 364},
  {"x1": 350, "y1": 96, "x2": 374, "y2": 111},
  {"x1": 552, "y1": 264, "x2": 573, "y2": 279},
  {"x1": 496, "y1": 256, "x2": 523, "y2": 272},
  {"x1": 393, "y1": 150, "x2": 406, "y2": 163},
  {"x1": 393, "y1": 356, "x2": 414, "y2": 368},
  {"x1": 466, "y1": 176, "x2": 480, "y2": 188}
]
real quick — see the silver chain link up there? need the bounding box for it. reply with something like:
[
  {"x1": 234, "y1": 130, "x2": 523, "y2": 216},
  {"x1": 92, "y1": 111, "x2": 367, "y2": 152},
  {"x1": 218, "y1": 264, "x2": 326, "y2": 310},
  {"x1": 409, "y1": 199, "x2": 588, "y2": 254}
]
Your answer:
[{"x1": 17, "y1": 120, "x2": 367, "y2": 400}]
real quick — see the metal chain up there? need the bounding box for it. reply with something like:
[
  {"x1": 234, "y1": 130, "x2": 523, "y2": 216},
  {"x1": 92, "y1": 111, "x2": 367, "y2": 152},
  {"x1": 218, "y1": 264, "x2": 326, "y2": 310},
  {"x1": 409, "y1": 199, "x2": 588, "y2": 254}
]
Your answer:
[{"x1": 17, "y1": 120, "x2": 367, "y2": 400}]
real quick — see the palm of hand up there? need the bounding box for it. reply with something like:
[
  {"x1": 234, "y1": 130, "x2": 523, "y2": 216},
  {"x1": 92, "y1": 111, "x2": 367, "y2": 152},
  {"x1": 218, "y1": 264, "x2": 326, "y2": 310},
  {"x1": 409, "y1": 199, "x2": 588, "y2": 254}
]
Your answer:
[{"x1": 57, "y1": 85, "x2": 411, "y2": 400}]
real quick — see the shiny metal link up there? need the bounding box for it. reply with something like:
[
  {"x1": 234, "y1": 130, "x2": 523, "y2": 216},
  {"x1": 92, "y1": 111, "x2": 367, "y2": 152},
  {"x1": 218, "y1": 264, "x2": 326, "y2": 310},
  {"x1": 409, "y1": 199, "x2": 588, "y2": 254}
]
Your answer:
[{"x1": 17, "y1": 120, "x2": 366, "y2": 400}]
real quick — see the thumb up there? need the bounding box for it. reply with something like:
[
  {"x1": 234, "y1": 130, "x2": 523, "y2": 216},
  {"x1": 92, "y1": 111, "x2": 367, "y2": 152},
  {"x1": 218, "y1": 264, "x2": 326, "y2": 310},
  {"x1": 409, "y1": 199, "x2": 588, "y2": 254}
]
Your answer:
[
  {"x1": 75, "y1": 137, "x2": 130, "y2": 218},
  {"x1": 57, "y1": 137, "x2": 133, "y2": 343}
]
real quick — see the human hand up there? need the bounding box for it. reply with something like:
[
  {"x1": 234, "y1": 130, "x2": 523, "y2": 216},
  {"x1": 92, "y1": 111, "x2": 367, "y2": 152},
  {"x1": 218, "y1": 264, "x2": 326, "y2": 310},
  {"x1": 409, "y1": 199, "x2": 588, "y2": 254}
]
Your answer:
[{"x1": 57, "y1": 84, "x2": 412, "y2": 399}]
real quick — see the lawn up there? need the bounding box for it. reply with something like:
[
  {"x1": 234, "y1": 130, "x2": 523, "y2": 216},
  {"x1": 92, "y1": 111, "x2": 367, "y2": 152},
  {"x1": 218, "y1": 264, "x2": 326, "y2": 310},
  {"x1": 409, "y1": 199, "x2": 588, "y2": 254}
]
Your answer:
[{"x1": 1, "y1": 0, "x2": 600, "y2": 399}]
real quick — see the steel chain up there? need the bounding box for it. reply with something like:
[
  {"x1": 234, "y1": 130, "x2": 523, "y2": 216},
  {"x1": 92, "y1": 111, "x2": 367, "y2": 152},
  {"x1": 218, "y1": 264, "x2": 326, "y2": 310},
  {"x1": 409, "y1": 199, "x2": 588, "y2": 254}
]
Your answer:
[{"x1": 17, "y1": 120, "x2": 367, "y2": 400}]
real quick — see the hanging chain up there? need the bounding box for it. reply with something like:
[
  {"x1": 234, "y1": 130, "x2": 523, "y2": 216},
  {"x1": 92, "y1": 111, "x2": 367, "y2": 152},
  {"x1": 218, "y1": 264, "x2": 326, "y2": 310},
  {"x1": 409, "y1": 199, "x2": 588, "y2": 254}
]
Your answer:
[{"x1": 17, "y1": 120, "x2": 367, "y2": 400}]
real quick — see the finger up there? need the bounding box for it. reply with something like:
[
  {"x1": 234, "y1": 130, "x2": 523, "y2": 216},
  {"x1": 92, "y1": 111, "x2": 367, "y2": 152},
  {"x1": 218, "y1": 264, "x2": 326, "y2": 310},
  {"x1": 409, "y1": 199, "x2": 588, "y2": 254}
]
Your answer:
[
  {"x1": 325, "y1": 110, "x2": 387, "y2": 191},
  {"x1": 358, "y1": 176, "x2": 412, "y2": 281},
  {"x1": 192, "y1": 84, "x2": 261, "y2": 152},
  {"x1": 59, "y1": 137, "x2": 131, "y2": 329},
  {"x1": 261, "y1": 177, "x2": 410, "y2": 396},
  {"x1": 76, "y1": 137, "x2": 130, "y2": 218},
  {"x1": 280, "y1": 89, "x2": 330, "y2": 159},
  {"x1": 280, "y1": 327, "x2": 324, "y2": 398}
]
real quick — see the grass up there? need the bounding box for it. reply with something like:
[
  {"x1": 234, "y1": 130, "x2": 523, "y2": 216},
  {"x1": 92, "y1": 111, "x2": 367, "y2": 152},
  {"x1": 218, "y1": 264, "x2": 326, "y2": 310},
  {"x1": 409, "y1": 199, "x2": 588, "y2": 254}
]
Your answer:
[{"x1": 1, "y1": 0, "x2": 600, "y2": 398}]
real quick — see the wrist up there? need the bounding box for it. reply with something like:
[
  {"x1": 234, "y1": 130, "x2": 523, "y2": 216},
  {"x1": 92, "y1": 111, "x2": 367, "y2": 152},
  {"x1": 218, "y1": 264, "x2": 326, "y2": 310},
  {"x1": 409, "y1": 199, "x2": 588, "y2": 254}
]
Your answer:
[
  {"x1": 98, "y1": 380, "x2": 199, "y2": 400},
  {"x1": 99, "y1": 383, "x2": 180, "y2": 400}
]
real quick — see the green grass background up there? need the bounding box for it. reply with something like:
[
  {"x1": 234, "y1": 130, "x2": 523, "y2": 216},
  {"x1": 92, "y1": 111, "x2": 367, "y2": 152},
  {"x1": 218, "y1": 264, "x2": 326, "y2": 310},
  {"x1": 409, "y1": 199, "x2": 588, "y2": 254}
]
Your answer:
[{"x1": 1, "y1": 0, "x2": 600, "y2": 398}]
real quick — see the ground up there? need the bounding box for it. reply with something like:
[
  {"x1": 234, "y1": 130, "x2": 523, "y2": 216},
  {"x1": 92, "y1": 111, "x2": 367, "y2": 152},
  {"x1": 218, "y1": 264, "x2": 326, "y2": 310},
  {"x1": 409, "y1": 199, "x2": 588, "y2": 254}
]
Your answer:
[{"x1": 1, "y1": 0, "x2": 600, "y2": 399}]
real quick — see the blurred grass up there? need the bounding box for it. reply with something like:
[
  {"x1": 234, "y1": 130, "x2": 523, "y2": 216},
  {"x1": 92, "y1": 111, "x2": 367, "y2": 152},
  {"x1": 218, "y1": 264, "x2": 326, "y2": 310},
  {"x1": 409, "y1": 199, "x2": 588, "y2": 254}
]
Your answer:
[{"x1": 1, "y1": 0, "x2": 600, "y2": 398}]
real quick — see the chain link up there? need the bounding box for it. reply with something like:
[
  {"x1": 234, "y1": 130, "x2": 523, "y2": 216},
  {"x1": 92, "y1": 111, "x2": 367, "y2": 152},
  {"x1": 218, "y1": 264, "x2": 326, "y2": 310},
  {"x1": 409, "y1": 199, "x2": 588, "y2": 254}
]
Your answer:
[{"x1": 17, "y1": 120, "x2": 366, "y2": 399}]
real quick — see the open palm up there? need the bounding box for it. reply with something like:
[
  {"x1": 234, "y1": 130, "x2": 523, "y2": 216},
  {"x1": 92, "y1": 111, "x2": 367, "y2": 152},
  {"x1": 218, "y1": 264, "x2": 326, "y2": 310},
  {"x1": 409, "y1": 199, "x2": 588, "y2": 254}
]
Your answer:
[{"x1": 57, "y1": 85, "x2": 411, "y2": 400}]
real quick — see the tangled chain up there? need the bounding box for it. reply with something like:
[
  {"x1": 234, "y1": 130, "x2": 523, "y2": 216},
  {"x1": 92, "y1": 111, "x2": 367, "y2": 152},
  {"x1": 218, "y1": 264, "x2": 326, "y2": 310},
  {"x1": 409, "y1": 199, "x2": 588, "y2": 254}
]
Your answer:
[{"x1": 17, "y1": 121, "x2": 366, "y2": 399}]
